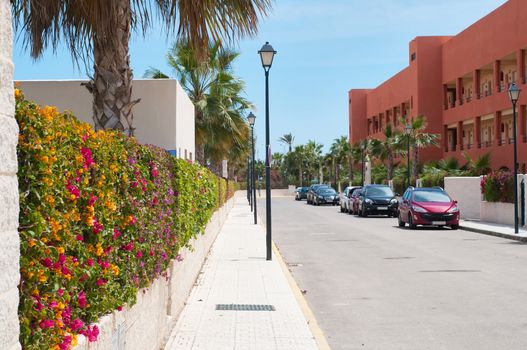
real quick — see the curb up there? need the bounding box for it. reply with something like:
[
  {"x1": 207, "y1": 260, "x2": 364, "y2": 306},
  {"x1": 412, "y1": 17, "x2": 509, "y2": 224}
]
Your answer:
[
  {"x1": 460, "y1": 225, "x2": 527, "y2": 242},
  {"x1": 272, "y1": 243, "x2": 332, "y2": 350}
]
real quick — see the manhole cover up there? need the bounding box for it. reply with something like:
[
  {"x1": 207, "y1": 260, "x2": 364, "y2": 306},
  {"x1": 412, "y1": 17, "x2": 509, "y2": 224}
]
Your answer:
[{"x1": 216, "y1": 304, "x2": 276, "y2": 311}]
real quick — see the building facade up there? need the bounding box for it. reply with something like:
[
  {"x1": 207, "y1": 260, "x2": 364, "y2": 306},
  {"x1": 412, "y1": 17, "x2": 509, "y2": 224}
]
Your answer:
[
  {"x1": 20, "y1": 79, "x2": 196, "y2": 162},
  {"x1": 349, "y1": 0, "x2": 527, "y2": 170}
]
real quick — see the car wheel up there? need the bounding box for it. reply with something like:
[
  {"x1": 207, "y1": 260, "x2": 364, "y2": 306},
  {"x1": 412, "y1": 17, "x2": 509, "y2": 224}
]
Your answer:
[
  {"x1": 398, "y1": 214, "x2": 405, "y2": 227},
  {"x1": 451, "y1": 224, "x2": 459, "y2": 230},
  {"x1": 361, "y1": 206, "x2": 368, "y2": 218},
  {"x1": 408, "y1": 214, "x2": 416, "y2": 229}
]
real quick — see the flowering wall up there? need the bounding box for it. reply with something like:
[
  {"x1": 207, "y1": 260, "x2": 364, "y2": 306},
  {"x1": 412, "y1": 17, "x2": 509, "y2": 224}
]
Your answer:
[
  {"x1": 480, "y1": 170, "x2": 514, "y2": 203},
  {"x1": 16, "y1": 90, "x2": 232, "y2": 350}
]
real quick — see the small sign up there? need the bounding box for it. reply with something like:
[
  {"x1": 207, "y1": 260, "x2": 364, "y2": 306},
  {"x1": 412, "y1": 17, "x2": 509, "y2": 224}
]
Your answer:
[{"x1": 222, "y1": 159, "x2": 228, "y2": 178}]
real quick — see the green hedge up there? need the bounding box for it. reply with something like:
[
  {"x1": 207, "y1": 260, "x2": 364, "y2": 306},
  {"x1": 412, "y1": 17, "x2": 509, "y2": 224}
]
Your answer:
[
  {"x1": 15, "y1": 90, "x2": 230, "y2": 350},
  {"x1": 481, "y1": 171, "x2": 514, "y2": 203}
]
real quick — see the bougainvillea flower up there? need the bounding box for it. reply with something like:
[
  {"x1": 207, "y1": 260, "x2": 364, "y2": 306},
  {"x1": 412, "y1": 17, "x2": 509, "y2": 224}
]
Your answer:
[
  {"x1": 76, "y1": 234, "x2": 84, "y2": 242},
  {"x1": 86, "y1": 259, "x2": 94, "y2": 267},
  {"x1": 96, "y1": 278, "x2": 107, "y2": 287},
  {"x1": 136, "y1": 251, "x2": 143, "y2": 259},
  {"x1": 78, "y1": 291, "x2": 87, "y2": 308},
  {"x1": 59, "y1": 335, "x2": 72, "y2": 350},
  {"x1": 83, "y1": 325, "x2": 99, "y2": 342},
  {"x1": 39, "y1": 319, "x2": 55, "y2": 329},
  {"x1": 92, "y1": 218, "x2": 103, "y2": 234},
  {"x1": 41, "y1": 258, "x2": 53, "y2": 268},
  {"x1": 112, "y1": 228, "x2": 121, "y2": 240},
  {"x1": 88, "y1": 195, "x2": 97, "y2": 206},
  {"x1": 80, "y1": 147, "x2": 94, "y2": 169},
  {"x1": 70, "y1": 318, "x2": 84, "y2": 331}
]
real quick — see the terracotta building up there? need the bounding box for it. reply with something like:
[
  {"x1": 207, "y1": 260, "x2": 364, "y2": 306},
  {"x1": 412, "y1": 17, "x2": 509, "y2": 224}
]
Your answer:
[{"x1": 348, "y1": 0, "x2": 527, "y2": 170}]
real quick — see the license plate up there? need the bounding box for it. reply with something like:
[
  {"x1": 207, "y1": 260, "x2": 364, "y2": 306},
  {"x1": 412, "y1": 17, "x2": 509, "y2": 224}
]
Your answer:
[
  {"x1": 377, "y1": 206, "x2": 388, "y2": 210},
  {"x1": 432, "y1": 221, "x2": 446, "y2": 225}
]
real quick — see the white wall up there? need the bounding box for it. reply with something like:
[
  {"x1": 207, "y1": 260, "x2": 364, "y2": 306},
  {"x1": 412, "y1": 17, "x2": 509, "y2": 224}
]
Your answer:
[
  {"x1": 0, "y1": 1, "x2": 21, "y2": 349},
  {"x1": 73, "y1": 194, "x2": 236, "y2": 350},
  {"x1": 19, "y1": 79, "x2": 195, "y2": 161},
  {"x1": 444, "y1": 177, "x2": 482, "y2": 220}
]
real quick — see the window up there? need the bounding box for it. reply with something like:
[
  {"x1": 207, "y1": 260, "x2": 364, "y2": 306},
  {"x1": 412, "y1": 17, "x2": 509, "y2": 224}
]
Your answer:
[
  {"x1": 411, "y1": 53, "x2": 416, "y2": 61},
  {"x1": 185, "y1": 149, "x2": 188, "y2": 159}
]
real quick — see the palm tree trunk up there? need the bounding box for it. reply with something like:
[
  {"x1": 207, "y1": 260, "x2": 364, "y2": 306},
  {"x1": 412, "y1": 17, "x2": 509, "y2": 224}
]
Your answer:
[
  {"x1": 298, "y1": 167, "x2": 302, "y2": 187},
  {"x1": 387, "y1": 151, "x2": 394, "y2": 180},
  {"x1": 86, "y1": 0, "x2": 139, "y2": 136},
  {"x1": 196, "y1": 142, "x2": 206, "y2": 165}
]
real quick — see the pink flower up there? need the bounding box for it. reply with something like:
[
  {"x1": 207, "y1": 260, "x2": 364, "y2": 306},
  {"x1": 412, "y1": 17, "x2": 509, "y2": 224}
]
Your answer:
[
  {"x1": 70, "y1": 318, "x2": 84, "y2": 331},
  {"x1": 117, "y1": 306, "x2": 123, "y2": 312},
  {"x1": 39, "y1": 319, "x2": 55, "y2": 329},
  {"x1": 129, "y1": 216, "x2": 137, "y2": 225},
  {"x1": 99, "y1": 260, "x2": 110, "y2": 269},
  {"x1": 81, "y1": 147, "x2": 94, "y2": 169},
  {"x1": 88, "y1": 194, "x2": 98, "y2": 206},
  {"x1": 176, "y1": 254, "x2": 183, "y2": 262},
  {"x1": 78, "y1": 291, "x2": 87, "y2": 308},
  {"x1": 57, "y1": 288, "x2": 64, "y2": 297},
  {"x1": 58, "y1": 254, "x2": 66, "y2": 265},
  {"x1": 96, "y1": 278, "x2": 107, "y2": 287},
  {"x1": 59, "y1": 335, "x2": 72, "y2": 350},
  {"x1": 86, "y1": 259, "x2": 94, "y2": 267},
  {"x1": 61, "y1": 266, "x2": 71, "y2": 276},
  {"x1": 49, "y1": 301, "x2": 58, "y2": 309},
  {"x1": 82, "y1": 133, "x2": 89, "y2": 142},
  {"x1": 122, "y1": 241, "x2": 134, "y2": 252},
  {"x1": 76, "y1": 234, "x2": 84, "y2": 242},
  {"x1": 66, "y1": 181, "x2": 81, "y2": 199},
  {"x1": 41, "y1": 258, "x2": 53, "y2": 268},
  {"x1": 136, "y1": 251, "x2": 143, "y2": 259},
  {"x1": 83, "y1": 325, "x2": 99, "y2": 342},
  {"x1": 112, "y1": 228, "x2": 122, "y2": 240},
  {"x1": 92, "y1": 218, "x2": 103, "y2": 234}
]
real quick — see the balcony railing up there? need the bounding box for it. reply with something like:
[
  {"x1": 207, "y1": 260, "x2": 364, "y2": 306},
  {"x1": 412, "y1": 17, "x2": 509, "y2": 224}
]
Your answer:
[{"x1": 479, "y1": 141, "x2": 492, "y2": 148}]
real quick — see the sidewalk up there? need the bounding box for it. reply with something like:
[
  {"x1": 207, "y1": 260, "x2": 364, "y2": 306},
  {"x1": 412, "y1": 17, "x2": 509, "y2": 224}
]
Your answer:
[
  {"x1": 460, "y1": 219, "x2": 527, "y2": 242},
  {"x1": 164, "y1": 195, "x2": 320, "y2": 350}
]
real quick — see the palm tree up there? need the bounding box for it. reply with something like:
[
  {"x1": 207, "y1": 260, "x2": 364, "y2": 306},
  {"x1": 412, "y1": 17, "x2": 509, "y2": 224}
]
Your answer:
[
  {"x1": 463, "y1": 152, "x2": 492, "y2": 176},
  {"x1": 278, "y1": 133, "x2": 295, "y2": 153},
  {"x1": 402, "y1": 115, "x2": 440, "y2": 180},
  {"x1": 12, "y1": 0, "x2": 271, "y2": 136},
  {"x1": 305, "y1": 140, "x2": 323, "y2": 182},
  {"x1": 329, "y1": 136, "x2": 350, "y2": 191},
  {"x1": 145, "y1": 41, "x2": 252, "y2": 166}
]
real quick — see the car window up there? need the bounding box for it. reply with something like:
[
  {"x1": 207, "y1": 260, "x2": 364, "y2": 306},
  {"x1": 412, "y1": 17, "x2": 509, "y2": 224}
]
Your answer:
[
  {"x1": 413, "y1": 191, "x2": 451, "y2": 203},
  {"x1": 364, "y1": 186, "x2": 394, "y2": 197},
  {"x1": 320, "y1": 189, "x2": 336, "y2": 195},
  {"x1": 402, "y1": 190, "x2": 410, "y2": 200}
]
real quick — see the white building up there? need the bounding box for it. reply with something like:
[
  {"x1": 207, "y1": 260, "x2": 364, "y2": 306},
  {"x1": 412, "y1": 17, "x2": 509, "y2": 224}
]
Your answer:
[{"x1": 19, "y1": 79, "x2": 196, "y2": 161}]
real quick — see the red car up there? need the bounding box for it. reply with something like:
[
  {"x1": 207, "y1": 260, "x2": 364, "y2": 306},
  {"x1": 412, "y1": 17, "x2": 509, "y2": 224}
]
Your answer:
[{"x1": 398, "y1": 187, "x2": 460, "y2": 230}]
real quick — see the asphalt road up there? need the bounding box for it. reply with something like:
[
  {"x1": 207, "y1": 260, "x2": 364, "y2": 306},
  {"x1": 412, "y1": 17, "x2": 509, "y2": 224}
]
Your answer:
[{"x1": 258, "y1": 197, "x2": 527, "y2": 350}]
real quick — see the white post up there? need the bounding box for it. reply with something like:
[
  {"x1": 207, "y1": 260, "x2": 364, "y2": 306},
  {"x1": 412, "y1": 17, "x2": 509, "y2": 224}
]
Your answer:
[
  {"x1": 365, "y1": 159, "x2": 372, "y2": 185},
  {"x1": 0, "y1": 1, "x2": 21, "y2": 349}
]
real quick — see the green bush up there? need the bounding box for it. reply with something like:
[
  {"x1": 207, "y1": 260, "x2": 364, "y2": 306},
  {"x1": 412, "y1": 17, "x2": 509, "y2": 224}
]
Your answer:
[
  {"x1": 16, "y1": 90, "x2": 225, "y2": 349},
  {"x1": 481, "y1": 170, "x2": 514, "y2": 203}
]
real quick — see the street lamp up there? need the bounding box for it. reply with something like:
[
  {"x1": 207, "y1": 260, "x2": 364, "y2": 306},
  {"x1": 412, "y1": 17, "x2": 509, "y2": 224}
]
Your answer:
[
  {"x1": 248, "y1": 112, "x2": 257, "y2": 225},
  {"x1": 247, "y1": 156, "x2": 251, "y2": 207},
  {"x1": 361, "y1": 142, "x2": 366, "y2": 186},
  {"x1": 259, "y1": 42, "x2": 276, "y2": 261},
  {"x1": 509, "y1": 83, "x2": 521, "y2": 233},
  {"x1": 405, "y1": 123, "x2": 412, "y2": 189}
]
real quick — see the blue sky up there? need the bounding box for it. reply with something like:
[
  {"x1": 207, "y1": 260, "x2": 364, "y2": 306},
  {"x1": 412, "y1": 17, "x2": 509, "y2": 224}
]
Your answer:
[{"x1": 13, "y1": 0, "x2": 507, "y2": 158}]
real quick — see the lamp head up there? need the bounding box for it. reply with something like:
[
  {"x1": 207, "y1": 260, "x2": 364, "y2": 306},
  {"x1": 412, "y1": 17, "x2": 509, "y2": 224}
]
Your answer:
[
  {"x1": 405, "y1": 123, "x2": 412, "y2": 135},
  {"x1": 247, "y1": 112, "x2": 256, "y2": 127},
  {"x1": 509, "y1": 83, "x2": 521, "y2": 104},
  {"x1": 258, "y1": 42, "x2": 276, "y2": 69}
]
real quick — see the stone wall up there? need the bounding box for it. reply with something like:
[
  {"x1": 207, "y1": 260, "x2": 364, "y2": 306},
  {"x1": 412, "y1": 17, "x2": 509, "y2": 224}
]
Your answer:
[
  {"x1": 74, "y1": 194, "x2": 237, "y2": 350},
  {"x1": 0, "y1": 1, "x2": 21, "y2": 349}
]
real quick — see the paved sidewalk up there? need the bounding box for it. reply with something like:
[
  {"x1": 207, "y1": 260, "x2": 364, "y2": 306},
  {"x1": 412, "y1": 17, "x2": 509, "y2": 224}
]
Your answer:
[
  {"x1": 164, "y1": 196, "x2": 319, "y2": 350},
  {"x1": 461, "y1": 219, "x2": 527, "y2": 242}
]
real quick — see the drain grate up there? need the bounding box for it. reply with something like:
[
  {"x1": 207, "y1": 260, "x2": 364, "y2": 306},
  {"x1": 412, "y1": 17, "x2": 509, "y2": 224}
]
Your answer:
[{"x1": 216, "y1": 304, "x2": 275, "y2": 311}]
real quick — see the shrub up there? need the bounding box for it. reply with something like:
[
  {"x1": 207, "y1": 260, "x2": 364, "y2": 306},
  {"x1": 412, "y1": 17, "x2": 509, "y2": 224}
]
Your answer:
[
  {"x1": 481, "y1": 170, "x2": 514, "y2": 203},
  {"x1": 16, "y1": 90, "x2": 224, "y2": 349}
]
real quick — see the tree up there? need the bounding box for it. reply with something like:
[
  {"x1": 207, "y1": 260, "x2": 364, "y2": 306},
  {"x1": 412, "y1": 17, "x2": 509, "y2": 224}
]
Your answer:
[
  {"x1": 12, "y1": 0, "x2": 271, "y2": 136},
  {"x1": 145, "y1": 41, "x2": 252, "y2": 167},
  {"x1": 278, "y1": 133, "x2": 295, "y2": 153},
  {"x1": 402, "y1": 115, "x2": 440, "y2": 180}
]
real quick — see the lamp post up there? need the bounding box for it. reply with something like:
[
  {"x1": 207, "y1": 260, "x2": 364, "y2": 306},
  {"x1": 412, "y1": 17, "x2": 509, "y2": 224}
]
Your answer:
[
  {"x1": 361, "y1": 142, "x2": 366, "y2": 186},
  {"x1": 247, "y1": 156, "x2": 251, "y2": 207},
  {"x1": 259, "y1": 42, "x2": 276, "y2": 261},
  {"x1": 248, "y1": 112, "x2": 257, "y2": 225},
  {"x1": 509, "y1": 83, "x2": 521, "y2": 234},
  {"x1": 405, "y1": 123, "x2": 412, "y2": 189}
]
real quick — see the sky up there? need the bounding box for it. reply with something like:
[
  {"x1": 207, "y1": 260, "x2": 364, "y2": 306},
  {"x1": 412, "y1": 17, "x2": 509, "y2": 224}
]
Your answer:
[{"x1": 13, "y1": 0, "x2": 508, "y2": 159}]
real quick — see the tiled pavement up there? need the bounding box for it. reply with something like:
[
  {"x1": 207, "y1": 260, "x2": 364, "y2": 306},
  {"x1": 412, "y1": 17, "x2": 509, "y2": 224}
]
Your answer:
[{"x1": 164, "y1": 196, "x2": 318, "y2": 350}]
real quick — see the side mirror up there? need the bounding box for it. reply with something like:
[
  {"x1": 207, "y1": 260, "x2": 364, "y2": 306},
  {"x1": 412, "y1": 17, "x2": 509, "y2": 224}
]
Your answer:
[
  {"x1": 395, "y1": 193, "x2": 400, "y2": 197},
  {"x1": 454, "y1": 200, "x2": 458, "y2": 204}
]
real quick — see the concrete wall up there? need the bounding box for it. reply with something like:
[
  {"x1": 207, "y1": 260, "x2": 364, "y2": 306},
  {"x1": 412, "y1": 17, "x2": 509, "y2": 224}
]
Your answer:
[
  {"x1": 0, "y1": 1, "x2": 21, "y2": 349},
  {"x1": 480, "y1": 201, "x2": 516, "y2": 226},
  {"x1": 74, "y1": 194, "x2": 237, "y2": 350},
  {"x1": 19, "y1": 79, "x2": 195, "y2": 161},
  {"x1": 444, "y1": 176, "x2": 482, "y2": 220}
]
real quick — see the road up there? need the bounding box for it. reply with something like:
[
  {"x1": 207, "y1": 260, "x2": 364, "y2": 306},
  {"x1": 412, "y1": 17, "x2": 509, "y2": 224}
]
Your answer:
[{"x1": 258, "y1": 197, "x2": 527, "y2": 350}]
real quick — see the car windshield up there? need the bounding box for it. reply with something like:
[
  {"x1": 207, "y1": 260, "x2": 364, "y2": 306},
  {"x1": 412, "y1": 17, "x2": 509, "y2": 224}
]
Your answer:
[
  {"x1": 351, "y1": 189, "x2": 362, "y2": 196},
  {"x1": 364, "y1": 187, "x2": 393, "y2": 197},
  {"x1": 413, "y1": 191, "x2": 451, "y2": 203},
  {"x1": 320, "y1": 189, "x2": 336, "y2": 195}
]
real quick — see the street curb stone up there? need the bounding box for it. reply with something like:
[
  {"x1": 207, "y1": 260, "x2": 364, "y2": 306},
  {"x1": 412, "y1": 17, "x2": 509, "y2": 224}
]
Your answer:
[{"x1": 460, "y1": 225, "x2": 527, "y2": 242}]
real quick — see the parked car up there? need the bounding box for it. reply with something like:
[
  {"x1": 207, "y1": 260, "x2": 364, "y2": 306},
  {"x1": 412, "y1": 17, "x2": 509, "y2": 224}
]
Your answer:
[
  {"x1": 295, "y1": 187, "x2": 309, "y2": 200},
  {"x1": 357, "y1": 185, "x2": 398, "y2": 217},
  {"x1": 398, "y1": 187, "x2": 460, "y2": 229},
  {"x1": 348, "y1": 187, "x2": 363, "y2": 215},
  {"x1": 313, "y1": 187, "x2": 339, "y2": 206},
  {"x1": 340, "y1": 186, "x2": 360, "y2": 213},
  {"x1": 307, "y1": 184, "x2": 329, "y2": 204}
]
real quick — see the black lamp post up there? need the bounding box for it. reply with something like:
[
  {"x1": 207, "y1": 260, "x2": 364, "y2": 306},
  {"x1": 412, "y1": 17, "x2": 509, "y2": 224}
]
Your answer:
[
  {"x1": 405, "y1": 123, "x2": 412, "y2": 189},
  {"x1": 259, "y1": 42, "x2": 276, "y2": 261},
  {"x1": 509, "y1": 83, "x2": 521, "y2": 234},
  {"x1": 247, "y1": 156, "x2": 251, "y2": 207},
  {"x1": 248, "y1": 112, "x2": 257, "y2": 225},
  {"x1": 361, "y1": 142, "x2": 366, "y2": 186}
]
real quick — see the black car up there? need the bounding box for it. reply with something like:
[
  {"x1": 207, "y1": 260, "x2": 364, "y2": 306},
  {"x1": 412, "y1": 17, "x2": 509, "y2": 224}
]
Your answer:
[
  {"x1": 307, "y1": 184, "x2": 329, "y2": 204},
  {"x1": 295, "y1": 187, "x2": 309, "y2": 200},
  {"x1": 313, "y1": 187, "x2": 339, "y2": 206},
  {"x1": 357, "y1": 185, "x2": 398, "y2": 217}
]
